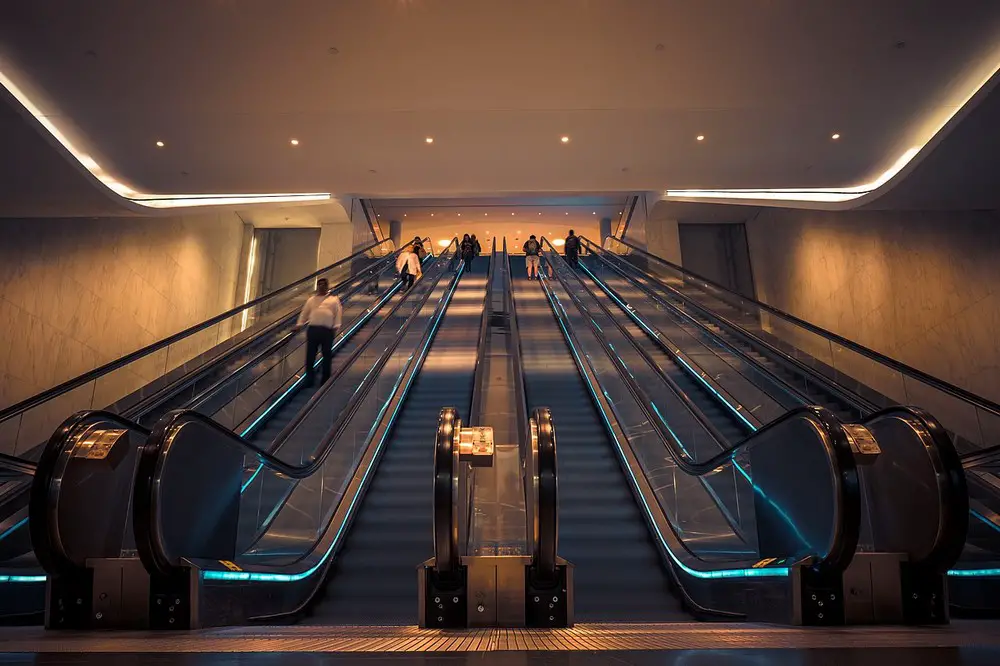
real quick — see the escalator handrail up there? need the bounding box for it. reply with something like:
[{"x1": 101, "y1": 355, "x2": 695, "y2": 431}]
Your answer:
[
  {"x1": 128, "y1": 243, "x2": 419, "y2": 421},
  {"x1": 861, "y1": 405, "x2": 969, "y2": 572},
  {"x1": 541, "y1": 239, "x2": 861, "y2": 571},
  {"x1": 135, "y1": 239, "x2": 461, "y2": 575},
  {"x1": 0, "y1": 238, "x2": 396, "y2": 425},
  {"x1": 586, "y1": 237, "x2": 876, "y2": 415},
  {"x1": 29, "y1": 410, "x2": 151, "y2": 574},
  {"x1": 570, "y1": 259, "x2": 753, "y2": 445},
  {"x1": 503, "y1": 240, "x2": 536, "y2": 555},
  {"x1": 468, "y1": 238, "x2": 498, "y2": 424},
  {"x1": 600, "y1": 235, "x2": 1000, "y2": 421},
  {"x1": 583, "y1": 242, "x2": 967, "y2": 572},
  {"x1": 532, "y1": 407, "x2": 558, "y2": 580},
  {"x1": 0, "y1": 453, "x2": 36, "y2": 477},
  {"x1": 580, "y1": 243, "x2": 816, "y2": 412}
]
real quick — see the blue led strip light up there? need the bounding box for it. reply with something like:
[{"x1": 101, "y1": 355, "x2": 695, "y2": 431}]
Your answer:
[
  {"x1": 583, "y1": 262, "x2": 1000, "y2": 580},
  {"x1": 579, "y1": 262, "x2": 755, "y2": 431},
  {"x1": 540, "y1": 275, "x2": 787, "y2": 580},
  {"x1": 204, "y1": 263, "x2": 465, "y2": 583}
]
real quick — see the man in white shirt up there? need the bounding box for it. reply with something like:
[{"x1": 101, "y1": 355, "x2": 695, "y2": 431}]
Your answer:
[
  {"x1": 396, "y1": 246, "x2": 422, "y2": 290},
  {"x1": 296, "y1": 278, "x2": 344, "y2": 387}
]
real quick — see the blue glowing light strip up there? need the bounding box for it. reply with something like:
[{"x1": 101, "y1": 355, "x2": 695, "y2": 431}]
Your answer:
[
  {"x1": 541, "y1": 277, "x2": 787, "y2": 580},
  {"x1": 0, "y1": 517, "x2": 27, "y2": 544},
  {"x1": 203, "y1": 262, "x2": 465, "y2": 583},
  {"x1": 580, "y1": 262, "x2": 756, "y2": 431},
  {"x1": 239, "y1": 282, "x2": 403, "y2": 493}
]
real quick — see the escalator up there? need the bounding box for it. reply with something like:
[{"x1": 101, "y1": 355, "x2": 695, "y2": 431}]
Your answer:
[
  {"x1": 69, "y1": 239, "x2": 483, "y2": 628},
  {"x1": 511, "y1": 256, "x2": 687, "y2": 621},
  {"x1": 594, "y1": 236, "x2": 985, "y2": 612},
  {"x1": 13, "y1": 239, "x2": 419, "y2": 622},
  {"x1": 306, "y1": 258, "x2": 490, "y2": 624}
]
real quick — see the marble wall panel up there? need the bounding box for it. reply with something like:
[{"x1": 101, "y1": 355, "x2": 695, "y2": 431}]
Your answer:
[
  {"x1": 746, "y1": 208, "x2": 1000, "y2": 413},
  {"x1": 0, "y1": 211, "x2": 244, "y2": 412}
]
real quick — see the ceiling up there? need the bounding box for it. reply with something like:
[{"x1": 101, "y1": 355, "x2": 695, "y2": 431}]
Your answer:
[{"x1": 2, "y1": 0, "x2": 1000, "y2": 216}]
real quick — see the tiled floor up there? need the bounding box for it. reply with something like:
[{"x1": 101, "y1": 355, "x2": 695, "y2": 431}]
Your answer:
[{"x1": 0, "y1": 622, "x2": 998, "y2": 656}]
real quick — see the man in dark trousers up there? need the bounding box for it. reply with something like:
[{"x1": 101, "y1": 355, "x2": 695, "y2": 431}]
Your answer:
[
  {"x1": 564, "y1": 229, "x2": 581, "y2": 268},
  {"x1": 296, "y1": 278, "x2": 343, "y2": 387}
]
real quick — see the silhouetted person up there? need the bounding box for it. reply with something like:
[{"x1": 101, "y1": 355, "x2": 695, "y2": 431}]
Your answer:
[
  {"x1": 564, "y1": 229, "x2": 581, "y2": 268},
  {"x1": 297, "y1": 278, "x2": 342, "y2": 387},
  {"x1": 460, "y1": 234, "x2": 476, "y2": 270},
  {"x1": 471, "y1": 234, "x2": 482, "y2": 257},
  {"x1": 523, "y1": 235, "x2": 541, "y2": 280},
  {"x1": 411, "y1": 236, "x2": 427, "y2": 261}
]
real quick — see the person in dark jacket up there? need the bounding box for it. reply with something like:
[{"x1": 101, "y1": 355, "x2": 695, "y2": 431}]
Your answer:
[
  {"x1": 411, "y1": 236, "x2": 427, "y2": 261},
  {"x1": 460, "y1": 234, "x2": 476, "y2": 270},
  {"x1": 471, "y1": 234, "x2": 482, "y2": 257},
  {"x1": 564, "y1": 229, "x2": 581, "y2": 268}
]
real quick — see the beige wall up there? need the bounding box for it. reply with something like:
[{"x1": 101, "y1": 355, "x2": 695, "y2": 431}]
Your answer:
[
  {"x1": 0, "y1": 212, "x2": 245, "y2": 411},
  {"x1": 746, "y1": 208, "x2": 1000, "y2": 405}
]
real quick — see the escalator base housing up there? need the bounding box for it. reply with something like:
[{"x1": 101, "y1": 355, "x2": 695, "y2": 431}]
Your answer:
[{"x1": 419, "y1": 557, "x2": 573, "y2": 629}]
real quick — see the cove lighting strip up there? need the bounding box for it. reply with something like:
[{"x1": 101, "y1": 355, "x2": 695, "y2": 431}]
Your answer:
[
  {"x1": 664, "y1": 58, "x2": 1000, "y2": 205},
  {"x1": 0, "y1": 69, "x2": 330, "y2": 209}
]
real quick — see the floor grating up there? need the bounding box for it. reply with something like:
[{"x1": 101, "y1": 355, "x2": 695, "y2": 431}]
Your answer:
[{"x1": 0, "y1": 622, "x2": 998, "y2": 652}]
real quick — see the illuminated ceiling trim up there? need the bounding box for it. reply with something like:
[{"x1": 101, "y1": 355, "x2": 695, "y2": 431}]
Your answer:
[
  {"x1": 0, "y1": 69, "x2": 331, "y2": 210},
  {"x1": 666, "y1": 58, "x2": 1000, "y2": 207}
]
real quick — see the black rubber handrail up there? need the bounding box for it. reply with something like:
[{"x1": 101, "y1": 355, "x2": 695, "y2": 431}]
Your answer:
[
  {"x1": 0, "y1": 239, "x2": 394, "y2": 424},
  {"x1": 0, "y1": 453, "x2": 36, "y2": 477},
  {"x1": 580, "y1": 244, "x2": 815, "y2": 412},
  {"x1": 127, "y1": 242, "x2": 418, "y2": 422},
  {"x1": 468, "y1": 238, "x2": 498, "y2": 424},
  {"x1": 433, "y1": 407, "x2": 460, "y2": 574},
  {"x1": 29, "y1": 410, "x2": 150, "y2": 575},
  {"x1": 541, "y1": 238, "x2": 861, "y2": 571},
  {"x1": 584, "y1": 241, "x2": 968, "y2": 572},
  {"x1": 602, "y1": 235, "x2": 1000, "y2": 420},
  {"x1": 135, "y1": 239, "x2": 461, "y2": 574},
  {"x1": 590, "y1": 238, "x2": 878, "y2": 415},
  {"x1": 503, "y1": 239, "x2": 535, "y2": 553},
  {"x1": 532, "y1": 407, "x2": 558, "y2": 582}
]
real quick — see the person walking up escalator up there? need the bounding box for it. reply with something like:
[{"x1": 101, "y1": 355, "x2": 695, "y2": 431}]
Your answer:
[
  {"x1": 564, "y1": 229, "x2": 581, "y2": 269},
  {"x1": 396, "y1": 244, "x2": 421, "y2": 290},
  {"x1": 460, "y1": 234, "x2": 476, "y2": 271},
  {"x1": 296, "y1": 278, "x2": 343, "y2": 387},
  {"x1": 523, "y1": 235, "x2": 541, "y2": 280}
]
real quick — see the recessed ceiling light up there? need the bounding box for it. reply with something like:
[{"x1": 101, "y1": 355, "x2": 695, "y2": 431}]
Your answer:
[
  {"x1": 592, "y1": 211, "x2": 596, "y2": 215},
  {"x1": 290, "y1": 138, "x2": 300, "y2": 146},
  {"x1": 458, "y1": 213, "x2": 462, "y2": 217},
  {"x1": 425, "y1": 137, "x2": 434, "y2": 144},
  {"x1": 431, "y1": 213, "x2": 434, "y2": 217},
  {"x1": 565, "y1": 212, "x2": 569, "y2": 215},
  {"x1": 511, "y1": 212, "x2": 515, "y2": 216},
  {"x1": 155, "y1": 140, "x2": 164, "y2": 148},
  {"x1": 560, "y1": 136, "x2": 570, "y2": 143},
  {"x1": 485, "y1": 213, "x2": 488, "y2": 216},
  {"x1": 404, "y1": 214, "x2": 407, "y2": 217},
  {"x1": 696, "y1": 135, "x2": 705, "y2": 142},
  {"x1": 538, "y1": 212, "x2": 542, "y2": 216},
  {"x1": 831, "y1": 133, "x2": 841, "y2": 140}
]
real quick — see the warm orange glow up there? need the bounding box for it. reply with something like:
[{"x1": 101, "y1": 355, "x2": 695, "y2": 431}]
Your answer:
[
  {"x1": 560, "y1": 136, "x2": 570, "y2": 143},
  {"x1": 290, "y1": 138, "x2": 300, "y2": 146},
  {"x1": 553, "y1": 239, "x2": 566, "y2": 247},
  {"x1": 425, "y1": 137, "x2": 434, "y2": 144},
  {"x1": 696, "y1": 135, "x2": 705, "y2": 141}
]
